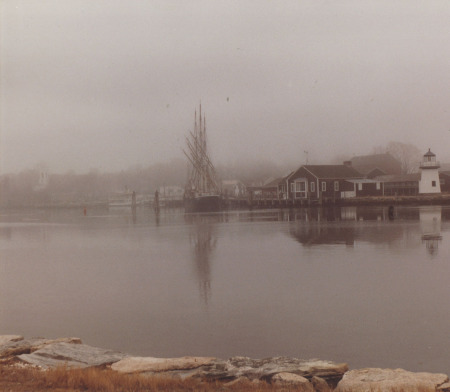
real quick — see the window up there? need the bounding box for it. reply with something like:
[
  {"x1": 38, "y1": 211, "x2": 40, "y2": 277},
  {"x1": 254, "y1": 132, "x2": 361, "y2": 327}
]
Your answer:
[
  {"x1": 310, "y1": 182, "x2": 315, "y2": 193},
  {"x1": 376, "y1": 182, "x2": 380, "y2": 190},
  {"x1": 290, "y1": 183, "x2": 295, "y2": 192},
  {"x1": 432, "y1": 181, "x2": 436, "y2": 187},
  {"x1": 334, "y1": 181, "x2": 339, "y2": 191},
  {"x1": 294, "y1": 181, "x2": 307, "y2": 198},
  {"x1": 358, "y1": 183, "x2": 363, "y2": 191},
  {"x1": 321, "y1": 182, "x2": 326, "y2": 192}
]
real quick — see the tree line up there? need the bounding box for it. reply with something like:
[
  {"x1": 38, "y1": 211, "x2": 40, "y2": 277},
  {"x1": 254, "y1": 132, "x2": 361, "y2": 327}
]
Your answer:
[{"x1": 0, "y1": 141, "x2": 423, "y2": 208}]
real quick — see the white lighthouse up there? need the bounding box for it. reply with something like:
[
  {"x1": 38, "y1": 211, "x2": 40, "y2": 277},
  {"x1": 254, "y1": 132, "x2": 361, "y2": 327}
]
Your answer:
[{"x1": 419, "y1": 149, "x2": 441, "y2": 194}]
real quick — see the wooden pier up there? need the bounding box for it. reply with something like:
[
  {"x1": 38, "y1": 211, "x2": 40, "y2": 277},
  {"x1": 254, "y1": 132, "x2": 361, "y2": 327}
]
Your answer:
[{"x1": 222, "y1": 193, "x2": 450, "y2": 210}]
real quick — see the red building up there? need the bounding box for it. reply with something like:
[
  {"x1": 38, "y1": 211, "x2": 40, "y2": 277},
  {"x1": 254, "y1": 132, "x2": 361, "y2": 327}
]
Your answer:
[
  {"x1": 279, "y1": 165, "x2": 365, "y2": 202},
  {"x1": 439, "y1": 171, "x2": 450, "y2": 193}
]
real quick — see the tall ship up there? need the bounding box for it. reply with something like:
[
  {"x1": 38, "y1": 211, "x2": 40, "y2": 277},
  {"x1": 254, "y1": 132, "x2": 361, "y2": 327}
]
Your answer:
[{"x1": 183, "y1": 105, "x2": 222, "y2": 213}]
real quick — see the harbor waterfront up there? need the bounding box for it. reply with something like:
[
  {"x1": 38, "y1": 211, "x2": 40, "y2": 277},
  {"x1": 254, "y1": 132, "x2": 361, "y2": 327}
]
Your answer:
[{"x1": 0, "y1": 205, "x2": 449, "y2": 375}]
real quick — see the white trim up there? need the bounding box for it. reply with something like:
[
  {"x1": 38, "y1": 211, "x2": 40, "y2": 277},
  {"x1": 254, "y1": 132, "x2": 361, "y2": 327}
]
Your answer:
[{"x1": 293, "y1": 179, "x2": 307, "y2": 199}]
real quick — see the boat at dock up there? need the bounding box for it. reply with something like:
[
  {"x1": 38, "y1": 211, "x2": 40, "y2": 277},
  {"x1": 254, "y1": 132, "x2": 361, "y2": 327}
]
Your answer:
[
  {"x1": 183, "y1": 105, "x2": 222, "y2": 213},
  {"x1": 184, "y1": 193, "x2": 221, "y2": 213},
  {"x1": 108, "y1": 190, "x2": 140, "y2": 208}
]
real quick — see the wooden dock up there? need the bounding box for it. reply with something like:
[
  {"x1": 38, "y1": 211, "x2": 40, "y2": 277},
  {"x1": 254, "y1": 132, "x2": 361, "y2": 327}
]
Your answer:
[{"x1": 222, "y1": 193, "x2": 450, "y2": 210}]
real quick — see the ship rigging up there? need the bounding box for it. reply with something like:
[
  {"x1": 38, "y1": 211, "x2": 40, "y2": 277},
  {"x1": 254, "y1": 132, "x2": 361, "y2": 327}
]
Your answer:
[{"x1": 183, "y1": 105, "x2": 221, "y2": 212}]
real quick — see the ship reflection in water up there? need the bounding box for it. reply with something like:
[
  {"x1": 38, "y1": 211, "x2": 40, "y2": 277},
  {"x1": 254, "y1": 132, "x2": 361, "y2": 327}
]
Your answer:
[
  {"x1": 420, "y1": 206, "x2": 442, "y2": 255},
  {"x1": 185, "y1": 214, "x2": 219, "y2": 304}
]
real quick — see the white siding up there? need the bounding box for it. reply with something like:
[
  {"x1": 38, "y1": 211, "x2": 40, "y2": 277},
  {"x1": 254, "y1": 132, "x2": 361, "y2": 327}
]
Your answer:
[{"x1": 419, "y1": 169, "x2": 441, "y2": 194}]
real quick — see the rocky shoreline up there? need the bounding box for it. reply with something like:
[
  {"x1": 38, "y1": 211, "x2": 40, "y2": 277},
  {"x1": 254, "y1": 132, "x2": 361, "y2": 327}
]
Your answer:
[{"x1": 1, "y1": 335, "x2": 449, "y2": 392}]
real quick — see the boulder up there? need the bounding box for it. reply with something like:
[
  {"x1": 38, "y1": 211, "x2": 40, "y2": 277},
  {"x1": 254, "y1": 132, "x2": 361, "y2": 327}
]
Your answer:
[
  {"x1": 438, "y1": 383, "x2": 450, "y2": 392},
  {"x1": 336, "y1": 368, "x2": 449, "y2": 392},
  {"x1": 0, "y1": 335, "x2": 24, "y2": 346},
  {"x1": 0, "y1": 337, "x2": 82, "y2": 359},
  {"x1": 111, "y1": 355, "x2": 347, "y2": 384},
  {"x1": 312, "y1": 375, "x2": 332, "y2": 392},
  {"x1": 18, "y1": 342, "x2": 127, "y2": 369},
  {"x1": 272, "y1": 372, "x2": 314, "y2": 391},
  {"x1": 219, "y1": 356, "x2": 348, "y2": 382},
  {"x1": 111, "y1": 356, "x2": 217, "y2": 374},
  {"x1": 223, "y1": 376, "x2": 252, "y2": 387}
]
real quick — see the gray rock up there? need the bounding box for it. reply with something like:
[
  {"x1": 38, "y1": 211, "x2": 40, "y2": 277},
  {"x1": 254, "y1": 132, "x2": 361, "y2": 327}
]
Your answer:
[
  {"x1": 273, "y1": 372, "x2": 314, "y2": 391},
  {"x1": 225, "y1": 356, "x2": 348, "y2": 382},
  {"x1": 190, "y1": 356, "x2": 348, "y2": 383},
  {"x1": 0, "y1": 335, "x2": 24, "y2": 346},
  {"x1": 18, "y1": 342, "x2": 127, "y2": 369},
  {"x1": 109, "y1": 355, "x2": 347, "y2": 384},
  {"x1": 111, "y1": 356, "x2": 217, "y2": 374},
  {"x1": 336, "y1": 368, "x2": 449, "y2": 392},
  {"x1": 0, "y1": 337, "x2": 82, "y2": 359}
]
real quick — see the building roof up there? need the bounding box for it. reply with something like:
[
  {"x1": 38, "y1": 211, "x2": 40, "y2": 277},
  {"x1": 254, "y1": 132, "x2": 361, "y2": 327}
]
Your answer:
[
  {"x1": 246, "y1": 177, "x2": 283, "y2": 191},
  {"x1": 349, "y1": 153, "x2": 402, "y2": 176},
  {"x1": 375, "y1": 173, "x2": 420, "y2": 183},
  {"x1": 424, "y1": 148, "x2": 436, "y2": 157},
  {"x1": 262, "y1": 177, "x2": 283, "y2": 188},
  {"x1": 302, "y1": 165, "x2": 362, "y2": 179}
]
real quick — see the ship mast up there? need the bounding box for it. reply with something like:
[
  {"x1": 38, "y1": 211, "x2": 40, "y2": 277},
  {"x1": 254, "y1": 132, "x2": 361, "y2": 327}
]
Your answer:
[{"x1": 184, "y1": 105, "x2": 219, "y2": 196}]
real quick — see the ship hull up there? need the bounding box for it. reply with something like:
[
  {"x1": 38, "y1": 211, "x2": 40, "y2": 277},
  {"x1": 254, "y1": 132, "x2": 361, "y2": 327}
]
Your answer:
[{"x1": 184, "y1": 195, "x2": 221, "y2": 213}]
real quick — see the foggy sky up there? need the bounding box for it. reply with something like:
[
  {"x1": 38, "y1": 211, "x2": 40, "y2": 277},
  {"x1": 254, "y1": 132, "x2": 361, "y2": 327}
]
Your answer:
[{"x1": 1, "y1": 0, "x2": 450, "y2": 174}]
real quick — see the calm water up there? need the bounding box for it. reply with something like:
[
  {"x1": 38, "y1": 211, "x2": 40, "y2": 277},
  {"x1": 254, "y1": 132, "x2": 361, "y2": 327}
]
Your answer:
[{"x1": 0, "y1": 205, "x2": 449, "y2": 374}]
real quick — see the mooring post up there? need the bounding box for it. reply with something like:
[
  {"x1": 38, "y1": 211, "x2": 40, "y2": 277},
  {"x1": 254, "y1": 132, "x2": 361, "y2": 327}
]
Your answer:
[
  {"x1": 132, "y1": 191, "x2": 137, "y2": 209},
  {"x1": 154, "y1": 190, "x2": 160, "y2": 212}
]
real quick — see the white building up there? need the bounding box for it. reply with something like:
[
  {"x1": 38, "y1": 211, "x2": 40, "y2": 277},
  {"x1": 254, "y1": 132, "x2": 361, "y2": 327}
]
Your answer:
[{"x1": 419, "y1": 149, "x2": 441, "y2": 194}]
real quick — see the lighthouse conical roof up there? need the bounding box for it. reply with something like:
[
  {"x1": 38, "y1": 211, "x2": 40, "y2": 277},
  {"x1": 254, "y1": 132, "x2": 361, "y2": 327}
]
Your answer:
[{"x1": 424, "y1": 148, "x2": 436, "y2": 157}]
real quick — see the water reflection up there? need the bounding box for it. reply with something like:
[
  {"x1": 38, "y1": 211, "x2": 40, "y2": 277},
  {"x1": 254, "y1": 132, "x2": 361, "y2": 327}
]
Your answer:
[
  {"x1": 286, "y1": 206, "x2": 444, "y2": 253},
  {"x1": 1, "y1": 206, "x2": 449, "y2": 372},
  {"x1": 420, "y1": 206, "x2": 442, "y2": 256},
  {"x1": 289, "y1": 224, "x2": 356, "y2": 246},
  {"x1": 241, "y1": 206, "x2": 390, "y2": 223},
  {"x1": 186, "y1": 214, "x2": 220, "y2": 305}
]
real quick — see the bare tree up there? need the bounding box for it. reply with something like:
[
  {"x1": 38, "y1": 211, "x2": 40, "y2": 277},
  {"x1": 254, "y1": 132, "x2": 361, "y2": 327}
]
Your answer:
[{"x1": 385, "y1": 141, "x2": 422, "y2": 174}]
